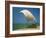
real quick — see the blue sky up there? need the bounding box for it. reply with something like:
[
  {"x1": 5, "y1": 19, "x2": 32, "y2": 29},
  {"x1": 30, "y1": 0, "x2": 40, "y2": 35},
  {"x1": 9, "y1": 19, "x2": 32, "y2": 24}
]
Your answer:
[{"x1": 13, "y1": 7, "x2": 40, "y2": 24}]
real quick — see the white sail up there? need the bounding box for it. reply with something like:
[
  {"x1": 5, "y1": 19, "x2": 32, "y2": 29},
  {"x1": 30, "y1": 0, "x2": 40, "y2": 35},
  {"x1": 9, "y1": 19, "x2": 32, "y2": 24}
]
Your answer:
[{"x1": 20, "y1": 9, "x2": 35, "y2": 21}]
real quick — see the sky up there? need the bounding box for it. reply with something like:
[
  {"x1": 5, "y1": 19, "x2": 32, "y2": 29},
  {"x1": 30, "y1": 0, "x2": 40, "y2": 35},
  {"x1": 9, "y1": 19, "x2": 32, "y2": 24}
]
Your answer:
[{"x1": 13, "y1": 7, "x2": 40, "y2": 24}]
